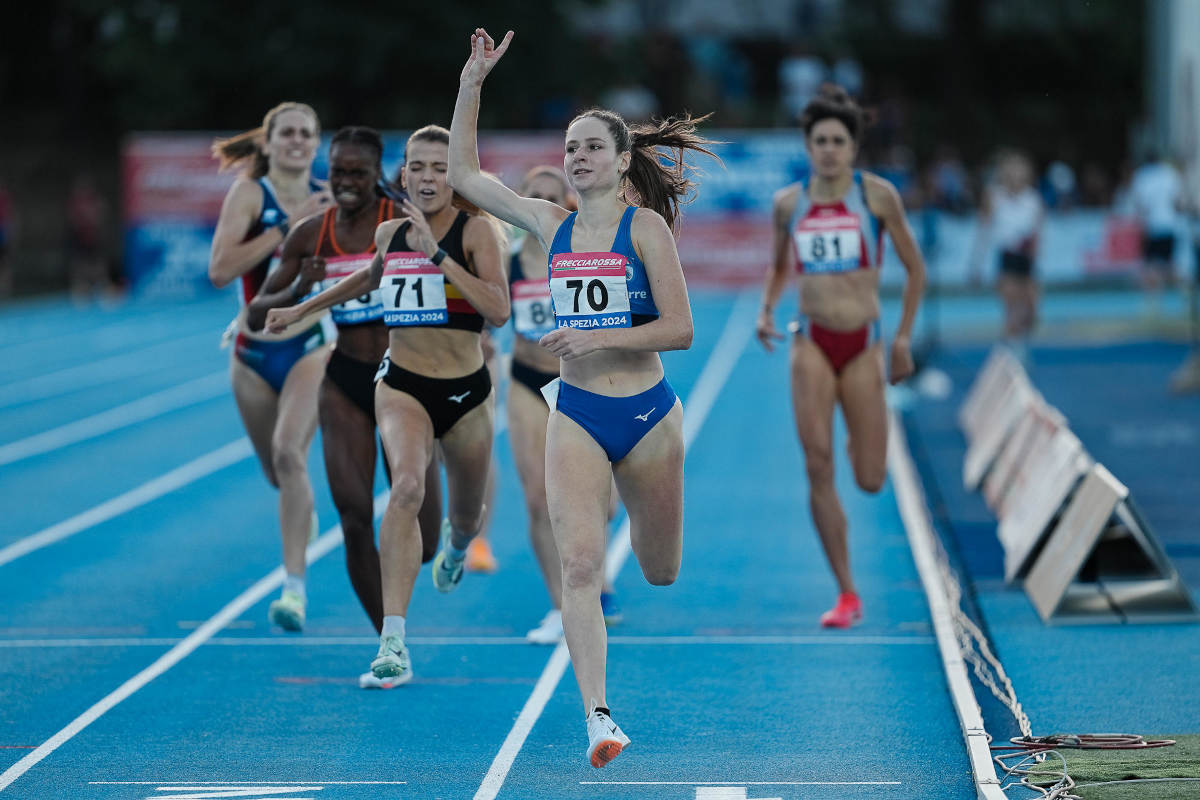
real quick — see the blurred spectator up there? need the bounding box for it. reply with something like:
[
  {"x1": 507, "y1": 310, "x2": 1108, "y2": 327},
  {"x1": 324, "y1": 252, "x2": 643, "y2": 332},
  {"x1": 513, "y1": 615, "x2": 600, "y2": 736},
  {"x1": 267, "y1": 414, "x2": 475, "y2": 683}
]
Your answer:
[
  {"x1": 687, "y1": 29, "x2": 751, "y2": 122},
  {"x1": 0, "y1": 182, "x2": 12, "y2": 297},
  {"x1": 1169, "y1": 157, "x2": 1200, "y2": 393},
  {"x1": 600, "y1": 81, "x2": 659, "y2": 123},
  {"x1": 831, "y1": 53, "x2": 864, "y2": 98},
  {"x1": 1041, "y1": 159, "x2": 1078, "y2": 209},
  {"x1": 66, "y1": 173, "x2": 116, "y2": 303},
  {"x1": 778, "y1": 45, "x2": 826, "y2": 124},
  {"x1": 970, "y1": 150, "x2": 1044, "y2": 360},
  {"x1": 928, "y1": 145, "x2": 972, "y2": 213},
  {"x1": 1130, "y1": 149, "x2": 1183, "y2": 298},
  {"x1": 1079, "y1": 162, "x2": 1112, "y2": 207}
]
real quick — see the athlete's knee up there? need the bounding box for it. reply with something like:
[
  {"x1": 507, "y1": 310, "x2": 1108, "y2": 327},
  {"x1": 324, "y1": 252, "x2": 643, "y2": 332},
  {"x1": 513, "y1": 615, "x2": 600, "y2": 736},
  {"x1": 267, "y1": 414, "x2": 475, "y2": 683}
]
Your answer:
[
  {"x1": 559, "y1": 546, "x2": 605, "y2": 592},
  {"x1": 854, "y1": 465, "x2": 886, "y2": 494},
  {"x1": 270, "y1": 441, "x2": 307, "y2": 480},
  {"x1": 641, "y1": 560, "x2": 679, "y2": 587},
  {"x1": 385, "y1": 471, "x2": 425, "y2": 516},
  {"x1": 804, "y1": 447, "x2": 835, "y2": 485}
]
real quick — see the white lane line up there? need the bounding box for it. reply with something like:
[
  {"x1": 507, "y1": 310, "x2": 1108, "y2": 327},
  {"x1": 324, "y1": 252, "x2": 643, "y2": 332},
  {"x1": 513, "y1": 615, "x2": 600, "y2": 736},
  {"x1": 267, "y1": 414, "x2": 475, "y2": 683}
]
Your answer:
[
  {"x1": 473, "y1": 290, "x2": 760, "y2": 800},
  {"x1": 0, "y1": 371, "x2": 228, "y2": 466},
  {"x1": 580, "y1": 781, "x2": 903, "y2": 786},
  {"x1": 887, "y1": 410, "x2": 1007, "y2": 800},
  {"x1": 0, "y1": 634, "x2": 935, "y2": 649},
  {"x1": 0, "y1": 499, "x2": 381, "y2": 794},
  {"x1": 0, "y1": 439, "x2": 252, "y2": 569},
  {"x1": 88, "y1": 782, "x2": 407, "y2": 786},
  {"x1": 0, "y1": 329, "x2": 217, "y2": 409}
]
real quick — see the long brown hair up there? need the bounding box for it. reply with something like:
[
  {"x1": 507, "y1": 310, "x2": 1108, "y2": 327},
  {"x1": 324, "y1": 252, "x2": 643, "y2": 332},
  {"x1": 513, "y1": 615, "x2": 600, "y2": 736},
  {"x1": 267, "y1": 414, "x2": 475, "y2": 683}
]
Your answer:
[
  {"x1": 211, "y1": 102, "x2": 320, "y2": 178},
  {"x1": 568, "y1": 108, "x2": 720, "y2": 233}
]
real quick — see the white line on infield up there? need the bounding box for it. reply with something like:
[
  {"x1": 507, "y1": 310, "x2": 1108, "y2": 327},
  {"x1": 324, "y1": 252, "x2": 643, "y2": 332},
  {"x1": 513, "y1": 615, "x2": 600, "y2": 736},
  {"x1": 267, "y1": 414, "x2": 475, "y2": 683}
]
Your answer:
[
  {"x1": 0, "y1": 438, "x2": 253, "y2": 569},
  {"x1": 0, "y1": 371, "x2": 228, "y2": 466},
  {"x1": 472, "y1": 290, "x2": 760, "y2": 800}
]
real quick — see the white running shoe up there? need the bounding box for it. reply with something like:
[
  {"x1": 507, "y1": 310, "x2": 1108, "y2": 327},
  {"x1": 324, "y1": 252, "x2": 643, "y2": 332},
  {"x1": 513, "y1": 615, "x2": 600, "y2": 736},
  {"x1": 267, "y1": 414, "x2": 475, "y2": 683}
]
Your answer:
[
  {"x1": 267, "y1": 590, "x2": 305, "y2": 632},
  {"x1": 525, "y1": 609, "x2": 564, "y2": 645},
  {"x1": 359, "y1": 671, "x2": 406, "y2": 689},
  {"x1": 585, "y1": 709, "x2": 630, "y2": 768},
  {"x1": 370, "y1": 634, "x2": 413, "y2": 684}
]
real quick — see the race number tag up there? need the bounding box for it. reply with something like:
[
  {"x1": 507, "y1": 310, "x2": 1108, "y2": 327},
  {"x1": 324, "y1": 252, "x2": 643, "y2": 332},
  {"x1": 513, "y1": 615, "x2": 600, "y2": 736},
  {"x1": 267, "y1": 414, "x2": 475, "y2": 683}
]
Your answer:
[
  {"x1": 321, "y1": 254, "x2": 382, "y2": 325},
  {"x1": 549, "y1": 252, "x2": 630, "y2": 330},
  {"x1": 381, "y1": 252, "x2": 447, "y2": 326},
  {"x1": 511, "y1": 278, "x2": 556, "y2": 341},
  {"x1": 793, "y1": 214, "x2": 863, "y2": 274}
]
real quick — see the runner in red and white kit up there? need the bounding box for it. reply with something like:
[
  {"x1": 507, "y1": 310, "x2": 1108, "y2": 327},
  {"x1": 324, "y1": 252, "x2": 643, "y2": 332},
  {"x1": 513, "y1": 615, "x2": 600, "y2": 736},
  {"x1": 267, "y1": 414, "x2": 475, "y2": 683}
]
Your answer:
[{"x1": 757, "y1": 85, "x2": 926, "y2": 629}]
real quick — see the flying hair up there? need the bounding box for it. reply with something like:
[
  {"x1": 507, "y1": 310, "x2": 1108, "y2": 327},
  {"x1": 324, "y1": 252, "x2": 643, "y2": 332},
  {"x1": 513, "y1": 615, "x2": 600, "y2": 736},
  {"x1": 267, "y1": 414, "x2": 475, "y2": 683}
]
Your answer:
[
  {"x1": 569, "y1": 108, "x2": 721, "y2": 234},
  {"x1": 211, "y1": 101, "x2": 320, "y2": 178}
]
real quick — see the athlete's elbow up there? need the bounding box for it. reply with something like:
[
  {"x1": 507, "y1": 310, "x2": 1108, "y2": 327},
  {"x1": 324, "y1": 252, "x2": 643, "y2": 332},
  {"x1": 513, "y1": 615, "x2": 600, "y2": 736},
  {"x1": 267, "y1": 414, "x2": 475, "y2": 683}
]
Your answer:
[
  {"x1": 675, "y1": 322, "x2": 694, "y2": 351},
  {"x1": 208, "y1": 263, "x2": 231, "y2": 289}
]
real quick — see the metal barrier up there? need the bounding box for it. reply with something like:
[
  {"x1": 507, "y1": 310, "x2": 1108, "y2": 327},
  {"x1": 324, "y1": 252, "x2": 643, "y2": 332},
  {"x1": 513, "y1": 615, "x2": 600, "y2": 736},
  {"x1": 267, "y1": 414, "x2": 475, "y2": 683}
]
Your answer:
[{"x1": 958, "y1": 346, "x2": 1197, "y2": 624}]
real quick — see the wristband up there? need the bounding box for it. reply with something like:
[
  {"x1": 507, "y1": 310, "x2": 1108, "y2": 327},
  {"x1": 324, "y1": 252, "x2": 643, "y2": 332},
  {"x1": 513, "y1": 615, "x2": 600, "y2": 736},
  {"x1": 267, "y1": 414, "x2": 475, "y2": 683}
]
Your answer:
[{"x1": 431, "y1": 247, "x2": 448, "y2": 266}]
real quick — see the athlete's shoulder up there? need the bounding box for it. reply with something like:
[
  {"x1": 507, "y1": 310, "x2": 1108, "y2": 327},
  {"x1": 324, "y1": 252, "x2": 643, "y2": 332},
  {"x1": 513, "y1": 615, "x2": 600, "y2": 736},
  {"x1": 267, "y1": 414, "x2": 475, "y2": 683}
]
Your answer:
[
  {"x1": 860, "y1": 171, "x2": 903, "y2": 214},
  {"x1": 375, "y1": 217, "x2": 405, "y2": 249},
  {"x1": 772, "y1": 183, "x2": 802, "y2": 223},
  {"x1": 629, "y1": 205, "x2": 672, "y2": 240}
]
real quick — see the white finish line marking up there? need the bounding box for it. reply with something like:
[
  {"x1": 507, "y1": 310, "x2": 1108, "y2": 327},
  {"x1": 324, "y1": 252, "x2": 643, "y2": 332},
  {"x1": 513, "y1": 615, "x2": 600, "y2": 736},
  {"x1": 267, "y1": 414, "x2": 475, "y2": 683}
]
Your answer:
[
  {"x1": 697, "y1": 788, "x2": 780, "y2": 800},
  {"x1": 473, "y1": 290, "x2": 760, "y2": 800}
]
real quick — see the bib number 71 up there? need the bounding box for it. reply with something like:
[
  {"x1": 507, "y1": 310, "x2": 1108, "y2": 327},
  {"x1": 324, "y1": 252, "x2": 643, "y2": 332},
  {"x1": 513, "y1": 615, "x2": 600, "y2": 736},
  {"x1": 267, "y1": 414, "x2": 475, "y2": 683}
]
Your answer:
[{"x1": 391, "y1": 276, "x2": 426, "y2": 308}]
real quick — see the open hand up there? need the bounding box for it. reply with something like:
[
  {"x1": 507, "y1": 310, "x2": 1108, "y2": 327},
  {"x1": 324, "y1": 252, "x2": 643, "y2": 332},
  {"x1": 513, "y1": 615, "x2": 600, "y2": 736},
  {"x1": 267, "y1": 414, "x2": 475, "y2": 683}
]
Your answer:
[{"x1": 889, "y1": 335, "x2": 914, "y2": 384}]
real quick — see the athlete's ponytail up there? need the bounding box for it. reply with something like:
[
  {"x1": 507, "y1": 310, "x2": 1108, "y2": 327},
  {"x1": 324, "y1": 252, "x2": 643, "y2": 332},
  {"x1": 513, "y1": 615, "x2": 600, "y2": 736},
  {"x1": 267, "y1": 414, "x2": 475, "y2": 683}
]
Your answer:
[
  {"x1": 569, "y1": 108, "x2": 720, "y2": 234},
  {"x1": 211, "y1": 102, "x2": 321, "y2": 178}
]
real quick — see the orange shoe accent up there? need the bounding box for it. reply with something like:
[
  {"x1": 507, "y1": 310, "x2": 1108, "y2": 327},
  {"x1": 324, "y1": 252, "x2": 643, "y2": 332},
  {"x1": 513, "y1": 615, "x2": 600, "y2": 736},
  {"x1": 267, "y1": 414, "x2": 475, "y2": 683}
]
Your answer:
[
  {"x1": 819, "y1": 592, "x2": 863, "y2": 628},
  {"x1": 466, "y1": 537, "x2": 498, "y2": 573},
  {"x1": 590, "y1": 739, "x2": 625, "y2": 768}
]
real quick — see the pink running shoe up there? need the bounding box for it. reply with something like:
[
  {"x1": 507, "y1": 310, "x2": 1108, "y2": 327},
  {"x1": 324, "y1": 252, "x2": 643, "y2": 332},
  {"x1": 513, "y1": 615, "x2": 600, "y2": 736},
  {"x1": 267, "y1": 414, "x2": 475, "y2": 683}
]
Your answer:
[{"x1": 820, "y1": 592, "x2": 863, "y2": 628}]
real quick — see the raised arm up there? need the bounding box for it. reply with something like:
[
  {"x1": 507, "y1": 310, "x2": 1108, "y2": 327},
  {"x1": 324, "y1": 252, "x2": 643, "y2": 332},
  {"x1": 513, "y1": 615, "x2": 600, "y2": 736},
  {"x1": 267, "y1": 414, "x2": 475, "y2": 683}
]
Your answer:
[
  {"x1": 756, "y1": 186, "x2": 796, "y2": 352},
  {"x1": 264, "y1": 220, "x2": 395, "y2": 334},
  {"x1": 448, "y1": 28, "x2": 567, "y2": 245}
]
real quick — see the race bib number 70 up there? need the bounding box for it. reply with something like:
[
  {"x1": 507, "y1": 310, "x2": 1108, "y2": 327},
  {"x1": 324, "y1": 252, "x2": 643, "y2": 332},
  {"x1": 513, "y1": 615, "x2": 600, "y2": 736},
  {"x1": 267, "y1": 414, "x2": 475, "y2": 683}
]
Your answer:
[{"x1": 549, "y1": 252, "x2": 631, "y2": 330}]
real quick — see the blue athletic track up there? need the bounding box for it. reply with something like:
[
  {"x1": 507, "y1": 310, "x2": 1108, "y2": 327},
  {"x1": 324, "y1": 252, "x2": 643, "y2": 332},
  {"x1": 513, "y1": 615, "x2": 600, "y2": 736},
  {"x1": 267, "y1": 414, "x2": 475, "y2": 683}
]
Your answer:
[{"x1": 2, "y1": 285, "x2": 1195, "y2": 800}]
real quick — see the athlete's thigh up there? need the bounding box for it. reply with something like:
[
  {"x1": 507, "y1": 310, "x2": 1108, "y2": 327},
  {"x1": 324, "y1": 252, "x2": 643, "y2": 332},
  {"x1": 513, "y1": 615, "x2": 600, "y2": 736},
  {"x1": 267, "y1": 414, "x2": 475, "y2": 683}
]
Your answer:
[
  {"x1": 439, "y1": 394, "x2": 495, "y2": 518},
  {"x1": 230, "y1": 355, "x2": 279, "y2": 476},
  {"x1": 274, "y1": 345, "x2": 330, "y2": 448},
  {"x1": 836, "y1": 342, "x2": 887, "y2": 475},
  {"x1": 319, "y1": 377, "x2": 378, "y2": 515},
  {"x1": 507, "y1": 379, "x2": 550, "y2": 503},
  {"x1": 612, "y1": 400, "x2": 684, "y2": 575},
  {"x1": 790, "y1": 335, "x2": 838, "y2": 459},
  {"x1": 545, "y1": 412, "x2": 614, "y2": 559},
  {"x1": 375, "y1": 382, "x2": 436, "y2": 487}
]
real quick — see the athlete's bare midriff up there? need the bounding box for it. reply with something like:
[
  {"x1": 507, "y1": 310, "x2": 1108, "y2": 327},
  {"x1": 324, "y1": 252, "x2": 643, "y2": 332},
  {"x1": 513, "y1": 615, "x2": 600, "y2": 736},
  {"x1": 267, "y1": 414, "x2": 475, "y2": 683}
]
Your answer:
[
  {"x1": 560, "y1": 348, "x2": 664, "y2": 396},
  {"x1": 387, "y1": 326, "x2": 484, "y2": 377},
  {"x1": 797, "y1": 267, "x2": 881, "y2": 330},
  {"x1": 332, "y1": 322, "x2": 388, "y2": 364}
]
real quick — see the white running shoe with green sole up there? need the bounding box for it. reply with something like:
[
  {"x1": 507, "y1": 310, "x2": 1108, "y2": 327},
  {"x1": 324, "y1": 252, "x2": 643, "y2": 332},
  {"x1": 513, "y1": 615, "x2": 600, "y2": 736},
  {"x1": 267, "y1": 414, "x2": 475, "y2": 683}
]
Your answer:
[
  {"x1": 370, "y1": 634, "x2": 413, "y2": 684},
  {"x1": 268, "y1": 590, "x2": 305, "y2": 632}
]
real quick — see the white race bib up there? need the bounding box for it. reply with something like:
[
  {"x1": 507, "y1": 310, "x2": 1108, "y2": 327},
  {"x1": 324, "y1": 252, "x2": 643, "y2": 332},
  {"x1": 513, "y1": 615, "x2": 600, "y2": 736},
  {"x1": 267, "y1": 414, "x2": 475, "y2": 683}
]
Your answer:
[
  {"x1": 793, "y1": 214, "x2": 863, "y2": 274},
  {"x1": 512, "y1": 278, "x2": 556, "y2": 341},
  {"x1": 549, "y1": 252, "x2": 631, "y2": 330},
  {"x1": 321, "y1": 254, "x2": 382, "y2": 325},
  {"x1": 381, "y1": 252, "x2": 447, "y2": 326}
]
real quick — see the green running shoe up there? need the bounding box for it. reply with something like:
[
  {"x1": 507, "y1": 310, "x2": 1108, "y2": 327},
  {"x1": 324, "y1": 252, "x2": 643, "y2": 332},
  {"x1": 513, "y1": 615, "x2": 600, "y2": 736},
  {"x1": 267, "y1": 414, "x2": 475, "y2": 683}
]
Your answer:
[
  {"x1": 268, "y1": 590, "x2": 305, "y2": 632},
  {"x1": 431, "y1": 519, "x2": 465, "y2": 593},
  {"x1": 370, "y1": 634, "x2": 413, "y2": 684}
]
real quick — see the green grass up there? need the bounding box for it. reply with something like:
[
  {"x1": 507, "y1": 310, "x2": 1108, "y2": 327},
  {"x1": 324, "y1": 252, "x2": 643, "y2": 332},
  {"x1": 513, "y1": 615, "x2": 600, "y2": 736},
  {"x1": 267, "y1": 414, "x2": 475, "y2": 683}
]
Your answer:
[{"x1": 1026, "y1": 735, "x2": 1200, "y2": 799}]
